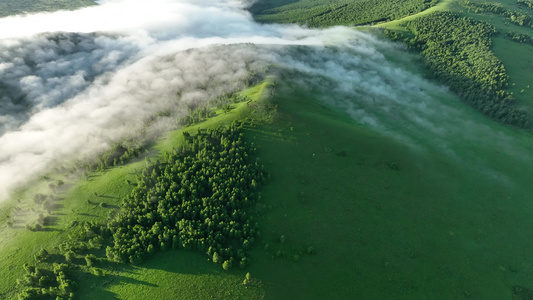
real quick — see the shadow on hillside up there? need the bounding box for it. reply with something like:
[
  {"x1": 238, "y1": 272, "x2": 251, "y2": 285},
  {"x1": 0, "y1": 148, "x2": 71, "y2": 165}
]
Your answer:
[
  {"x1": 115, "y1": 276, "x2": 158, "y2": 287},
  {"x1": 79, "y1": 278, "x2": 157, "y2": 300},
  {"x1": 139, "y1": 250, "x2": 222, "y2": 276},
  {"x1": 43, "y1": 253, "x2": 65, "y2": 264},
  {"x1": 102, "y1": 204, "x2": 120, "y2": 209},
  {"x1": 44, "y1": 215, "x2": 59, "y2": 226},
  {"x1": 77, "y1": 212, "x2": 99, "y2": 217},
  {"x1": 41, "y1": 227, "x2": 61, "y2": 232},
  {"x1": 97, "y1": 194, "x2": 118, "y2": 199},
  {"x1": 51, "y1": 202, "x2": 64, "y2": 211},
  {"x1": 77, "y1": 264, "x2": 159, "y2": 299}
]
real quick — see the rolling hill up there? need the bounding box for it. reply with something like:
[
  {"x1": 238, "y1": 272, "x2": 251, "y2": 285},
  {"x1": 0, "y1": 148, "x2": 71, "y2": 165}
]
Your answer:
[{"x1": 1, "y1": 0, "x2": 533, "y2": 299}]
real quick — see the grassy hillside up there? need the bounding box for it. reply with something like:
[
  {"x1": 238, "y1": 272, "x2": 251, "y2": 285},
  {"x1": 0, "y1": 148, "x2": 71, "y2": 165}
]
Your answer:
[
  {"x1": 251, "y1": 0, "x2": 533, "y2": 126},
  {"x1": 4, "y1": 1, "x2": 533, "y2": 299},
  {"x1": 0, "y1": 0, "x2": 95, "y2": 17},
  {"x1": 239, "y1": 66, "x2": 533, "y2": 299}
]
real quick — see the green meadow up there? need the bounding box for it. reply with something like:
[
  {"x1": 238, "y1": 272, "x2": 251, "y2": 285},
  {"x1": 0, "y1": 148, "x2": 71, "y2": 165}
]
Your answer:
[{"x1": 6, "y1": 58, "x2": 533, "y2": 299}]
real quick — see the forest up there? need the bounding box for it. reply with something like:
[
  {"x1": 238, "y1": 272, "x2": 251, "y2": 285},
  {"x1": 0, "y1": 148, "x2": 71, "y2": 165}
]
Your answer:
[
  {"x1": 386, "y1": 11, "x2": 529, "y2": 127},
  {"x1": 251, "y1": 0, "x2": 439, "y2": 27}
]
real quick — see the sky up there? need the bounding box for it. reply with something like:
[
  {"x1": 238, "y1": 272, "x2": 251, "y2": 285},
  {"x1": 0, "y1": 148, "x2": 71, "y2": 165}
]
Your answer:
[{"x1": 0, "y1": 0, "x2": 528, "y2": 201}]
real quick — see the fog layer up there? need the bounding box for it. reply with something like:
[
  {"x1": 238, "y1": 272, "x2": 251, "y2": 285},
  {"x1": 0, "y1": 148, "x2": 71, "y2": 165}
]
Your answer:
[{"x1": 0, "y1": 0, "x2": 527, "y2": 200}]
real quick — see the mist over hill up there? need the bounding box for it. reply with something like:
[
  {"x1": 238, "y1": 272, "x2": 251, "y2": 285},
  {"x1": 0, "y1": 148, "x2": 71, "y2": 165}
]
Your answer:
[
  {"x1": 0, "y1": 0, "x2": 528, "y2": 204},
  {"x1": 4, "y1": 1, "x2": 533, "y2": 299}
]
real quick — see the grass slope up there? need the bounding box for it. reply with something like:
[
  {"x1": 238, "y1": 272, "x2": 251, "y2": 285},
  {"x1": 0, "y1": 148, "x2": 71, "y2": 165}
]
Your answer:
[
  {"x1": 241, "y1": 71, "x2": 533, "y2": 298},
  {"x1": 3, "y1": 1, "x2": 533, "y2": 299},
  {"x1": 377, "y1": 0, "x2": 454, "y2": 31}
]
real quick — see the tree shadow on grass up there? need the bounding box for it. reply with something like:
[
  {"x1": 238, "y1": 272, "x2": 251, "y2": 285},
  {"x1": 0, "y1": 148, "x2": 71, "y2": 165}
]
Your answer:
[
  {"x1": 76, "y1": 265, "x2": 159, "y2": 300},
  {"x1": 77, "y1": 212, "x2": 98, "y2": 217},
  {"x1": 44, "y1": 215, "x2": 60, "y2": 226},
  {"x1": 51, "y1": 202, "x2": 64, "y2": 211},
  {"x1": 12, "y1": 218, "x2": 25, "y2": 224},
  {"x1": 97, "y1": 194, "x2": 118, "y2": 199},
  {"x1": 115, "y1": 276, "x2": 158, "y2": 287},
  {"x1": 43, "y1": 253, "x2": 65, "y2": 264},
  {"x1": 139, "y1": 249, "x2": 223, "y2": 276},
  {"x1": 40, "y1": 227, "x2": 61, "y2": 232}
]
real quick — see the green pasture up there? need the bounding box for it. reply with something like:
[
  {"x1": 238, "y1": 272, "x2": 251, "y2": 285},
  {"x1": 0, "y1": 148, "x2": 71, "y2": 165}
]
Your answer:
[{"x1": 237, "y1": 70, "x2": 533, "y2": 298}]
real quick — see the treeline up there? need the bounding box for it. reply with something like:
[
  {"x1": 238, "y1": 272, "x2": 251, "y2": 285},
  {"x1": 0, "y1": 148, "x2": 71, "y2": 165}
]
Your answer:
[
  {"x1": 518, "y1": 0, "x2": 533, "y2": 9},
  {"x1": 82, "y1": 94, "x2": 250, "y2": 173},
  {"x1": 461, "y1": 0, "x2": 533, "y2": 27},
  {"x1": 177, "y1": 92, "x2": 252, "y2": 127},
  {"x1": 251, "y1": 0, "x2": 438, "y2": 27},
  {"x1": 106, "y1": 123, "x2": 265, "y2": 268},
  {"x1": 386, "y1": 12, "x2": 529, "y2": 127},
  {"x1": 505, "y1": 30, "x2": 533, "y2": 44},
  {"x1": 87, "y1": 138, "x2": 148, "y2": 172}
]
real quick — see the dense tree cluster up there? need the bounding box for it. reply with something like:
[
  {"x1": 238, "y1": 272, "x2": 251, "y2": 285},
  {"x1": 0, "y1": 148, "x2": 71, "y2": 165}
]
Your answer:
[
  {"x1": 87, "y1": 139, "x2": 147, "y2": 172},
  {"x1": 387, "y1": 12, "x2": 529, "y2": 127},
  {"x1": 105, "y1": 123, "x2": 265, "y2": 269},
  {"x1": 17, "y1": 261, "x2": 77, "y2": 300},
  {"x1": 251, "y1": 0, "x2": 438, "y2": 27},
  {"x1": 505, "y1": 30, "x2": 533, "y2": 44}
]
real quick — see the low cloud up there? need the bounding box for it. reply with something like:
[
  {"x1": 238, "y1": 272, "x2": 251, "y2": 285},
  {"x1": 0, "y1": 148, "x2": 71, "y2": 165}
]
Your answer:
[{"x1": 0, "y1": 0, "x2": 527, "y2": 200}]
